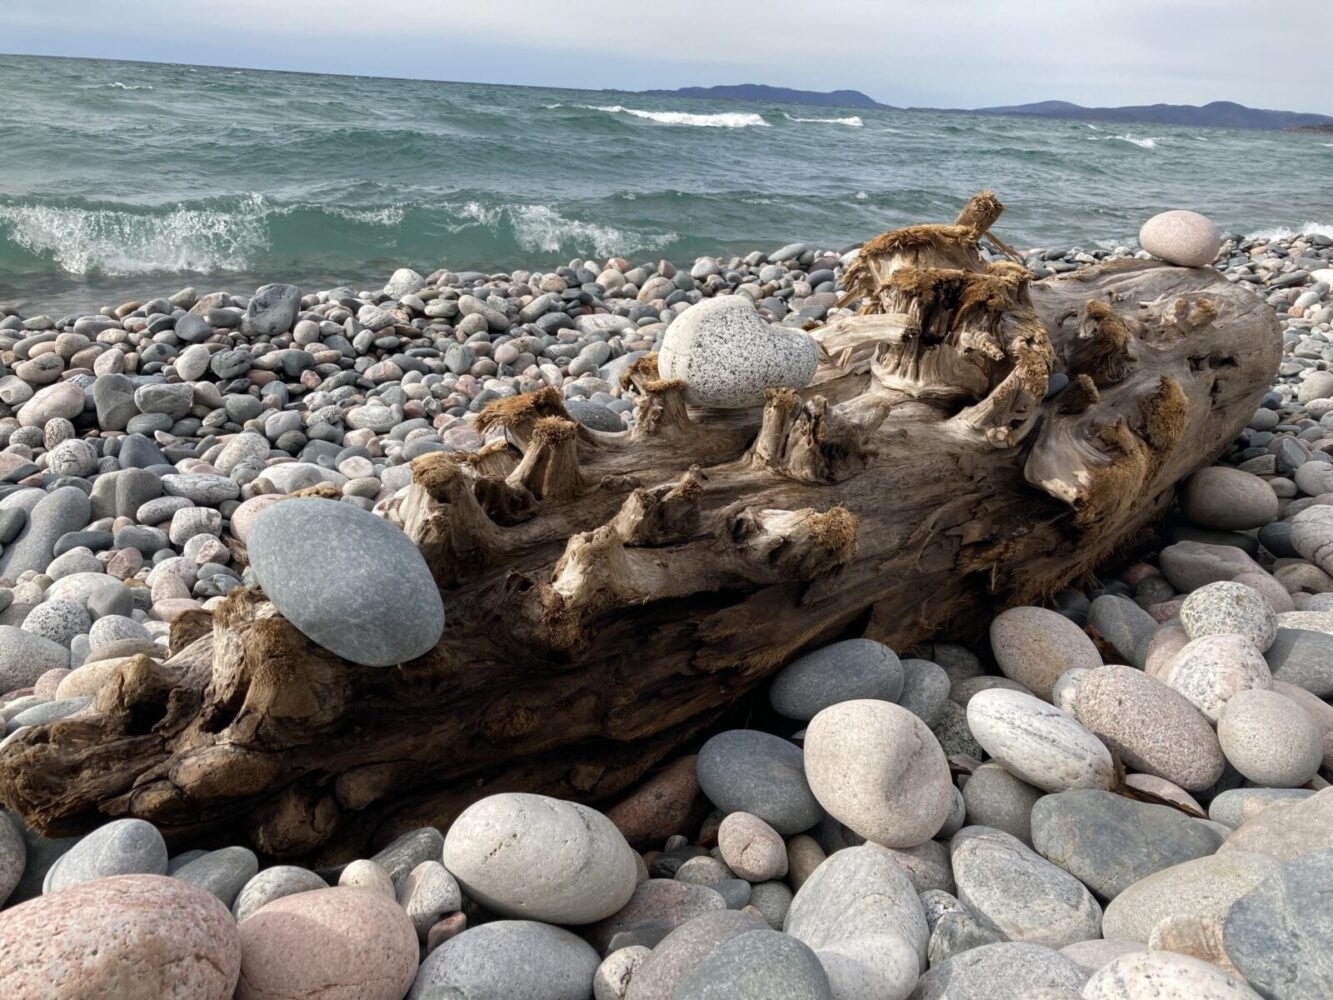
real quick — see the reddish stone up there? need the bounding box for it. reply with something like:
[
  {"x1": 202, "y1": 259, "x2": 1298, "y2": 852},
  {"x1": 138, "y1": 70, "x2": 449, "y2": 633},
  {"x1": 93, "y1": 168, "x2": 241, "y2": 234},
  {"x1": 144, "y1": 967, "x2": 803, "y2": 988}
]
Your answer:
[
  {"x1": 0, "y1": 874, "x2": 240, "y2": 998},
  {"x1": 607, "y1": 755, "x2": 704, "y2": 847},
  {"x1": 237, "y1": 887, "x2": 417, "y2": 1000},
  {"x1": 425, "y1": 912, "x2": 467, "y2": 954},
  {"x1": 33, "y1": 668, "x2": 70, "y2": 699},
  {"x1": 1148, "y1": 599, "x2": 1186, "y2": 624}
]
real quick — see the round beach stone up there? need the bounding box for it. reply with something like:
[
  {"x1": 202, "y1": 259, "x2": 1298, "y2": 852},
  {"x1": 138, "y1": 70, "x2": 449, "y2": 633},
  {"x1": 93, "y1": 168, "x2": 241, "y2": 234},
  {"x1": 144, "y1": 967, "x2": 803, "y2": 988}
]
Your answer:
[
  {"x1": 950, "y1": 826, "x2": 1102, "y2": 949},
  {"x1": 1159, "y1": 634, "x2": 1272, "y2": 722},
  {"x1": 768, "y1": 638, "x2": 903, "y2": 720},
  {"x1": 989, "y1": 606, "x2": 1102, "y2": 700},
  {"x1": 338, "y1": 858, "x2": 395, "y2": 897},
  {"x1": 1074, "y1": 665, "x2": 1224, "y2": 791},
  {"x1": 442, "y1": 792, "x2": 638, "y2": 925},
  {"x1": 1223, "y1": 847, "x2": 1333, "y2": 1000},
  {"x1": 897, "y1": 658, "x2": 951, "y2": 727},
  {"x1": 783, "y1": 845, "x2": 927, "y2": 1000},
  {"x1": 1082, "y1": 949, "x2": 1261, "y2": 999},
  {"x1": 1180, "y1": 466, "x2": 1279, "y2": 531},
  {"x1": 0, "y1": 625, "x2": 70, "y2": 693},
  {"x1": 44, "y1": 817, "x2": 168, "y2": 892},
  {"x1": 0, "y1": 874, "x2": 240, "y2": 998},
  {"x1": 717, "y1": 812, "x2": 787, "y2": 882},
  {"x1": 397, "y1": 860, "x2": 461, "y2": 942},
  {"x1": 960, "y1": 762, "x2": 1044, "y2": 845},
  {"x1": 21, "y1": 599, "x2": 91, "y2": 648},
  {"x1": 1101, "y1": 850, "x2": 1281, "y2": 943},
  {"x1": 0, "y1": 809, "x2": 24, "y2": 906},
  {"x1": 170, "y1": 845, "x2": 258, "y2": 907},
  {"x1": 696, "y1": 730, "x2": 821, "y2": 835},
  {"x1": 1217, "y1": 787, "x2": 1333, "y2": 861},
  {"x1": 411, "y1": 919, "x2": 601, "y2": 1000},
  {"x1": 1217, "y1": 688, "x2": 1323, "y2": 786},
  {"x1": 804, "y1": 699, "x2": 953, "y2": 848},
  {"x1": 966, "y1": 689, "x2": 1113, "y2": 793},
  {"x1": 1030, "y1": 789, "x2": 1222, "y2": 900},
  {"x1": 247, "y1": 497, "x2": 444, "y2": 666},
  {"x1": 237, "y1": 886, "x2": 417, "y2": 1000},
  {"x1": 232, "y1": 865, "x2": 330, "y2": 922},
  {"x1": 1179, "y1": 581, "x2": 1277, "y2": 651},
  {"x1": 672, "y1": 928, "x2": 832, "y2": 1000},
  {"x1": 911, "y1": 941, "x2": 1087, "y2": 1000},
  {"x1": 1138, "y1": 210, "x2": 1222, "y2": 268},
  {"x1": 596, "y1": 946, "x2": 652, "y2": 1000},
  {"x1": 0, "y1": 486, "x2": 91, "y2": 579},
  {"x1": 1263, "y1": 627, "x2": 1333, "y2": 696},
  {"x1": 624, "y1": 910, "x2": 769, "y2": 1000},
  {"x1": 584, "y1": 879, "x2": 726, "y2": 953},
  {"x1": 658, "y1": 296, "x2": 818, "y2": 408}
]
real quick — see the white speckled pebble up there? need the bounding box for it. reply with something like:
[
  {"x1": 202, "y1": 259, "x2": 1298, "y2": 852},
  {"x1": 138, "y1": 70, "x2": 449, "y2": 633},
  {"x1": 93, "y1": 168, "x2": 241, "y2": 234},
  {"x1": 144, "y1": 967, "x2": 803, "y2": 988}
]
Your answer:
[
  {"x1": 966, "y1": 689, "x2": 1113, "y2": 793},
  {"x1": 658, "y1": 296, "x2": 817, "y2": 408}
]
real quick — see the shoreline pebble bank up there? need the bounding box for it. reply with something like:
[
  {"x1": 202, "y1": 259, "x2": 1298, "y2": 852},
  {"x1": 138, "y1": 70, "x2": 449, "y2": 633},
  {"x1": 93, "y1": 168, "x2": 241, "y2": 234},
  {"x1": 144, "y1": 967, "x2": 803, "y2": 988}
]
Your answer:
[{"x1": 0, "y1": 222, "x2": 1331, "y2": 998}]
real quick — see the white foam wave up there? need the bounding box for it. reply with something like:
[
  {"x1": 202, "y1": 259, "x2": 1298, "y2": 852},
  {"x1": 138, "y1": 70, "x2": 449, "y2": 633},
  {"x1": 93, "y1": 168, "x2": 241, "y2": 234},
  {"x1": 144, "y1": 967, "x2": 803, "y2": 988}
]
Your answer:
[
  {"x1": 1086, "y1": 124, "x2": 1100, "y2": 131},
  {"x1": 784, "y1": 113, "x2": 863, "y2": 127},
  {"x1": 326, "y1": 204, "x2": 407, "y2": 227},
  {"x1": 1194, "y1": 136, "x2": 1209, "y2": 142},
  {"x1": 1245, "y1": 222, "x2": 1333, "y2": 241},
  {"x1": 0, "y1": 195, "x2": 269, "y2": 275},
  {"x1": 854, "y1": 191, "x2": 868, "y2": 200},
  {"x1": 588, "y1": 105, "x2": 768, "y2": 128},
  {"x1": 106, "y1": 81, "x2": 153, "y2": 90},
  {"x1": 450, "y1": 201, "x2": 674, "y2": 257},
  {"x1": 1321, "y1": 143, "x2": 1333, "y2": 148},
  {"x1": 1110, "y1": 134, "x2": 1159, "y2": 149}
]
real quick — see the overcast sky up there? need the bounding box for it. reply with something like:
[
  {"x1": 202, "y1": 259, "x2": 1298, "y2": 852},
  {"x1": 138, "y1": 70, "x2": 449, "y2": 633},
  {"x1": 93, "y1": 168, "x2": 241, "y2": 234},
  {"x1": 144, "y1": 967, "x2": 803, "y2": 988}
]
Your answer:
[{"x1": 6, "y1": 0, "x2": 1332, "y2": 113}]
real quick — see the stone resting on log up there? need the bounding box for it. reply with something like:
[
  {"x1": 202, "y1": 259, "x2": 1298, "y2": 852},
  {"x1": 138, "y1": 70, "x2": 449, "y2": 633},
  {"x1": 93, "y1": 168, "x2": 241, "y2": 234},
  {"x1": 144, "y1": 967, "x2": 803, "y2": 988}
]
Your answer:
[{"x1": 0, "y1": 192, "x2": 1281, "y2": 862}]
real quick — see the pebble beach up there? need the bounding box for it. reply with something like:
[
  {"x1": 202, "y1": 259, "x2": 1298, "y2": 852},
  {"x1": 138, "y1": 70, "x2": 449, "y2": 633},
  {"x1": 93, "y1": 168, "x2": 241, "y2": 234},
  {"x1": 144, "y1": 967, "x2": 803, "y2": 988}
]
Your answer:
[{"x1": 0, "y1": 221, "x2": 1330, "y2": 999}]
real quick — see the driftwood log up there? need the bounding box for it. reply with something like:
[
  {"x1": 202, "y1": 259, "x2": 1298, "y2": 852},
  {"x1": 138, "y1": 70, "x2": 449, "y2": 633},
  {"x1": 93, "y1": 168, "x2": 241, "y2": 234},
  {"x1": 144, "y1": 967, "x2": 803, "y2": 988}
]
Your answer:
[{"x1": 0, "y1": 194, "x2": 1280, "y2": 862}]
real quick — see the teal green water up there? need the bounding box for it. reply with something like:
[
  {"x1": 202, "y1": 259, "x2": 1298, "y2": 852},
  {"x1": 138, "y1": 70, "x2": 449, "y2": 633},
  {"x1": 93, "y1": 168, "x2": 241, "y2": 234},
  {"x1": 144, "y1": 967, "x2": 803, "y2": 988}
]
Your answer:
[{"x1": 2, "y1": 53, "x2": 1331, "y2": 313}]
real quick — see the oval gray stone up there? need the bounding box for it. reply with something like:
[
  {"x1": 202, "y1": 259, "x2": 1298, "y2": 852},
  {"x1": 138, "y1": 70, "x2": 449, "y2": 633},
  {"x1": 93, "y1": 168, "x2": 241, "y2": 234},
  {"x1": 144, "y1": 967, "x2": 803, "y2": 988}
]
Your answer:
[
  {"x1": 232, "y1": 865, "x2": 330, "y2": 922},
  {"x1": 784, "y1": 844, "x2": 929, "y2": 995},
  {"x1": 624, "y1": 910, "x2": 768, "y2": 1000},
  {"x1": 910, "y1": 941, "x2": 1087, "y2": 1000},
  {"x1": 769, "y1": 639, "x2": 904, "y2": 721},
  {"x1": 672, "y1": 928, "x2": 832, "y2": 1000},
  {"x1": 1223, "y1": 848, "x2": 1333, "y2": 1000},
  {"x1": 1101, "y1": 850, "x2": 1281, "y2": 943},
  {"x1": 695, "y1": 730, "x2": 821, "y2": 835},
  {"x1": 43, "y1": 817, "x2": 168, "y2": 892},
  {"x1": 1030, "y1": 789, "x2": 1223, "y2": 900},
  {"x1": 171, "y1": 845, "x2": 258, "y2": 908},
  {"x1": 247, "y1": 498, "x2": 444, "y2": 666},
  {"x1": 410, "y1": 922, "x2": 605, "y2": 997},
  {"x1": 950, "y1": 826, "x2": 1102, "y2": 949}
]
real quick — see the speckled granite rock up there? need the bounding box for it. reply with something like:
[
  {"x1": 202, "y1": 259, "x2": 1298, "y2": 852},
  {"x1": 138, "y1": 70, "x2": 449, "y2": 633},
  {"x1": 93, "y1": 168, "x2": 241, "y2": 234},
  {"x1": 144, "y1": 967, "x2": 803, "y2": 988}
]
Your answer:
[{"x1": 659, "y1": 296, "x2": 817, "y2": 408}]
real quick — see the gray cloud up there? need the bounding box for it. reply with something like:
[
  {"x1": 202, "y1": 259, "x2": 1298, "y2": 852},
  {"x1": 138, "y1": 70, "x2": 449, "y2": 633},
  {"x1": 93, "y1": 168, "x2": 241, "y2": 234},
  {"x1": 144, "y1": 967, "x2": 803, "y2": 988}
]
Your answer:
[{"x1": 7, "y1": 0, "x2": 1332, "y2": 114}]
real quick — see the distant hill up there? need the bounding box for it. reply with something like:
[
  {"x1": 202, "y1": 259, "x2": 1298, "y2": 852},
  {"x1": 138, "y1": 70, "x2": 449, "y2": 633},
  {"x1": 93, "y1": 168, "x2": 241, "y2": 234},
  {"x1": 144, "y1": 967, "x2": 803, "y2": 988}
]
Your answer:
[
  {"x1": 639, "y1": 84, "x2": 890, "y2": 110},
  {"x1": 965, "y1": 99, "x2": 1333, "y2": 131},
  {"x1": 638, "y1": 87, "x2": 1333, "y2": 131}
]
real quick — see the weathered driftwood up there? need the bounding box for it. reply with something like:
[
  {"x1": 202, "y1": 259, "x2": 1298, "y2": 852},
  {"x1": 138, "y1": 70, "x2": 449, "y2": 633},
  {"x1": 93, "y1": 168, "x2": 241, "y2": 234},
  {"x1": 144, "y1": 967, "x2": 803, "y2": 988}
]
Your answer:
[{"x1": 0, "y1": 194, "x2": 1280, "y2": 862}]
